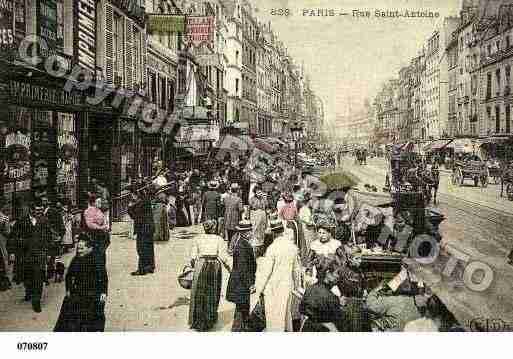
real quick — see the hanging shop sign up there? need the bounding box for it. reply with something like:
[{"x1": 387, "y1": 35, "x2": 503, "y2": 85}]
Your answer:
[
  {"x1": 14, "y1": 0, "x2": 25, "y2": 37},
  {"x1": 0, "y1": 0, "x2": 15, "y2": 51},
  {"x1": 37, "y1": 0, "x2": 58, "y2": 53},
  {"x1": 74, "y1": 0, "x2": 96, "y2": 74},
  {"x1": 185, "y1": 16, "x2": 214, "y2": 48},
  {"x1": 147, "y1": 14, "x2": 185, "y2": 35},
  {"x1": 176, "y1": 124, "x2": 219, "y2": 143},
  {"x1": 8, "y1": 81, "x2": 83, "y2": 107}
]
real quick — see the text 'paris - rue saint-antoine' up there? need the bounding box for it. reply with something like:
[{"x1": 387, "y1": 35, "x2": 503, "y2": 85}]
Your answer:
[{"x1": 301, "y1": 8, "x2": 440, "y2": 18}]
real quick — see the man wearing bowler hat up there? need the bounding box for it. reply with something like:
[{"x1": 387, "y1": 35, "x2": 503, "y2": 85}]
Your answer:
[{"x1": 226, "y1": 220, "x2": 257, "y2": 331}]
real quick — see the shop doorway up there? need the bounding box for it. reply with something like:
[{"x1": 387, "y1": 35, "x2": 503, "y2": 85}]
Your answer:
[{"x1": 89, "y1": 116, "x2": 113, "y2": 191}]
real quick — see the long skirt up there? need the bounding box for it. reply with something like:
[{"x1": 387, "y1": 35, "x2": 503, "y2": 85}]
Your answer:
[
  {"x1": 54, "y1": 295, "x2": 106, "y2": 332},
  {"x1": 188, "y1": 257, "x2": 222, "y2": 331},
  {"x1": 0, "y1": 234, "x2": 10, "y2": 291}
]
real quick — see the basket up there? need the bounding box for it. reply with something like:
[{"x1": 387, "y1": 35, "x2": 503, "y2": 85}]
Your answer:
[{"x1": 178, "y1": 266, "x2": 194, "y2": 290}]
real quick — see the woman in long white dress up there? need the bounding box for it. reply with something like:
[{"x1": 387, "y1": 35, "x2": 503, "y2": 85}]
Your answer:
[{"x1": 252, "y1": 226, "x2": 300, "y2": 331}]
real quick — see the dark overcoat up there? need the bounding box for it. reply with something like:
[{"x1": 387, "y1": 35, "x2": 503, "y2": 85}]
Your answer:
[
  {"x1": 11, "y1": 216, "x2": 52, "y2": 285},
  {"x1": 226, "y1": 237, "x2": 256, "y2": 305}
]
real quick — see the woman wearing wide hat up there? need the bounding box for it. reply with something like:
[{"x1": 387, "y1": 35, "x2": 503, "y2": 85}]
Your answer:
[
  {"x1": 188, "y1": 220, "x2": 231, "y2": 331},
  {"x1": 226, "y1": 220, "x2": 257, "y2": 331}
]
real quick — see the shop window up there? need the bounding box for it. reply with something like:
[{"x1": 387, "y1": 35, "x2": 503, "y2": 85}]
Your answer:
[
  {"x1": 1, "y1": 107, "x2": 32, "y2": 218},
  {"x1": 160, "y1": 76, "x2": 167, "y2": 110}
]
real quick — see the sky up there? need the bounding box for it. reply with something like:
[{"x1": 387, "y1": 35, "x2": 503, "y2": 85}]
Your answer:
[{"x1": 253, "y1": 0, "x2": 462, "y2": 130}]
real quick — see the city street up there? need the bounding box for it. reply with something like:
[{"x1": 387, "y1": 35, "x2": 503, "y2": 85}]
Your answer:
[
  {"x1": 343, "y1": 156, "x2": 513, "y2": 318},
  {"x1": 0, "y1": 225, "x2": 239, "y2": 331},
  {"x1": 343, "y1": 156, "x2": 513, "y2": 261}
]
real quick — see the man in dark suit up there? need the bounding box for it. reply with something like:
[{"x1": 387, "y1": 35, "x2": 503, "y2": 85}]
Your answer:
[
  {"x1": 226, "y1": 220, "x2": 256, "y2": 331},
  {"x1": 223, "y1": 183, "x2": 244, "y2": 251},
  {"x1": 202, "y1": 180, "x2": 221, "y2": 223},
  {"x1": 128, "y1": 185, "x2": 155, "y2": 276},
  {"x1": 11, "y1": 200, "x2": 52, "y2": 313}
]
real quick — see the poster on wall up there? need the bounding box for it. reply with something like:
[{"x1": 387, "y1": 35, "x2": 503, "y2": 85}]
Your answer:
[
  {"x1": 2, "y1": 129, "x2": 32, "y2": 196},
  {"x1": 37, "y1": 0, "x2": 59, "y2": 58},
  {"x1": 0, "y1": 0, "x2": 15, "y2": 54},
  {"x1": 56, "y1": 113, "x2": 78, "y2": 206}
]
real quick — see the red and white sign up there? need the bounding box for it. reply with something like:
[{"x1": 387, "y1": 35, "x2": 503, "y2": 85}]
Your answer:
[{"x1": 185, "y1": 16, "x2": 214, "y2": 48}]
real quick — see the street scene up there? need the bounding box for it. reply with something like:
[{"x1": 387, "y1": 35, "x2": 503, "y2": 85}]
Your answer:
[{"x1": 2, "y1": 0, "x2": 513, "y2": 334}]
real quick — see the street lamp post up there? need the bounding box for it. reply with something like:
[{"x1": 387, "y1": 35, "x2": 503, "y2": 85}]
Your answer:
[{"x1": 290, "y1": 122, "x2": 303, "y2": 169}]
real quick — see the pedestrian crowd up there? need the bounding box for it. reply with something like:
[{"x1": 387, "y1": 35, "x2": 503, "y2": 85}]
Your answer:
[
  {"x1": 0, "y1": 145, "x2": 463, "y2": 332},
  {"x1": 178, "y1": 149, "x2": 462, "y2": 332}
]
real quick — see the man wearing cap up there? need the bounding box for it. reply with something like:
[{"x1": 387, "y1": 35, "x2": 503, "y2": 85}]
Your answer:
[
  {"x1": 11, "y1": 200, "x2": 53, "y2": 313},
  {"x1": 223, "y1": 183, "x2": 244, "y2": 250},
  {"x1": 226, "y1": 220, "x2": 257, "y2": 331}
]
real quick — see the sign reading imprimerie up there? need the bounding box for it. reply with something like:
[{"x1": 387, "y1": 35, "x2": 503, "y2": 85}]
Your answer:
[
  {"x1": 147, "y1": 14, "x2": 185, "y2": 35},
  {"x1": 75, "y1": 0, "x2": 96, "y2": 74}
]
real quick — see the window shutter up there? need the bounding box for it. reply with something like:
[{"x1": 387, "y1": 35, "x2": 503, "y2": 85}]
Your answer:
[
  {"x1": 125, "y1": 19, "x2": 134, "y2": 90},
  {"x1": 143, "y1": 32, "x2": 147, "y2": 94},
  {"x1": 114, "y1": 17, "x2": 124, "y2": 87},
  {"x1": 105, "y1": 4, "x2": 114, "y2": 85}
]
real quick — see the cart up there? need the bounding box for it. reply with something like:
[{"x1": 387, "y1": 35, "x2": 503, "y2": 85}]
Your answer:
[{"x1": 451, "y1": 155, "x2": 488, "y2": 187}]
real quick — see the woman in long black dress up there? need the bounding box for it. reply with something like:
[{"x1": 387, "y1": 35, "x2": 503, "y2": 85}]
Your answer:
[
  {"x1": 54, "y1": 235, "x2": 108, "y2": 331},
  {"x1": 188, "y1": 220, "x2": 230, "y2": 331}
]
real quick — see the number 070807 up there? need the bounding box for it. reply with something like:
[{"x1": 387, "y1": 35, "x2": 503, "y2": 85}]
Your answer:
[{"x1": 17, "y1": 342, "x2": 48, "y2": 351}]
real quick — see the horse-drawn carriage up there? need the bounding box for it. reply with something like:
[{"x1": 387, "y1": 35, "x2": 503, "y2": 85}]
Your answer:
[{"x1": 450, "y1": 154, "x2": 488, "y2": 187}]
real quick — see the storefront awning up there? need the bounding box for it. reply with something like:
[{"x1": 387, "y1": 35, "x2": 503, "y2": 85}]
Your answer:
[
  {"x1": 447, "y1": 138, "x2": 477, "y2": 153},
  {"x1": 479, "y1": 136, "x2": 513, "y2": 147},
  {"x1": 252, "y1": 138, "x2": 277, "y2": 154},
  {"x1": 196, "y1": 53, "x2": 222, "y2": 69},
  {"x1": 424, "y1": 139, "x2": 454, "y2": 152},
  {"x1": 175, "y1": 146, "x2": 195, "y2": 158},
  {"x1": 181, "y1": 106, "x2": 210, "y2": 121}
]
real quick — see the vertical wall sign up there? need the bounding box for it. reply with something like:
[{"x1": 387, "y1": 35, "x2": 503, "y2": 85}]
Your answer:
[{"x1": 74, "y1": 0, "x2": 96, "y2": 74}]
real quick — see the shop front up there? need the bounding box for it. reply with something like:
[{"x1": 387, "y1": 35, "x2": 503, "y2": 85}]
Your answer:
[{"x1": 0, "y1": 73, "x2": 86, "y2": 219}]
